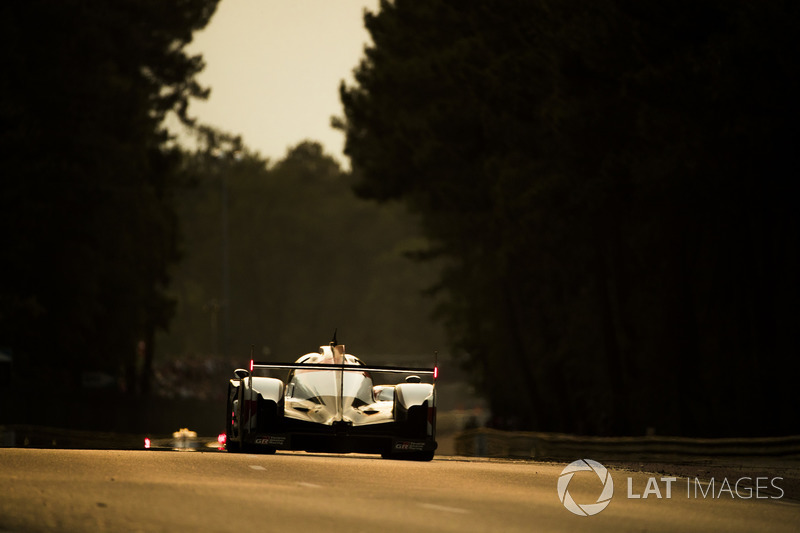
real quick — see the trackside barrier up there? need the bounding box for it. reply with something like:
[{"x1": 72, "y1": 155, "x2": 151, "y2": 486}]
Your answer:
[
  {"x1": 0, "y1": 425, "x2": 143, "y2": 449},
  {"x1": 454, "y1": 428, "x2": 800, "y2": 460},
  {"x1": 0, "y1": 425, "x2": 221, "y2": 450}
]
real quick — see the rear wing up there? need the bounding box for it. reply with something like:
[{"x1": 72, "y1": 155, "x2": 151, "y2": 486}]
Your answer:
[{"x1": 250, "y1": 360, "x2": 438, "y2": 380}]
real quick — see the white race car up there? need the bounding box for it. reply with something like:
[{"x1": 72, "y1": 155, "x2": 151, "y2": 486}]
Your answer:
[{"x1": 226, "y1": 340, "x2": 438, "y2": 461}]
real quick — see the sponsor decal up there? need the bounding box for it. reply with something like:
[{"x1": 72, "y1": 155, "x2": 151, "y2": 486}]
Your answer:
[
  {"x1": 255, "y1": 435, "x2": 287, "y2": 446},
  {"x1": 394, "y1": 440, "x2": 427, "y2": 451}
]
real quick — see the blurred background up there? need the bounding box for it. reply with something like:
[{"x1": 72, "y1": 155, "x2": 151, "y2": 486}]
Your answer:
[{"x1": 1, "y1": 0, "x2": 797, "y2": 439}]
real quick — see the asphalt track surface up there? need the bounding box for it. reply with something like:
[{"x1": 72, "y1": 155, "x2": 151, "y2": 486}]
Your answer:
[{"x1": 1, "y1": 448, "x2": 798, "y2": 532}]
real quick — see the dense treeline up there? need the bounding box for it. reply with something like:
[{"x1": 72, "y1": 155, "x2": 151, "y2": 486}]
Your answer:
[
  {"x1": 338, "y1": 0, "x2": 799, "y2": 436},
  {"x1": 157, "y1": 137, "x2": 443, "y2": 366},
  {"x1": 0, "y1": 0, "x2": 443, "y2": 412},
  {"x1": 1, "y1": 0, "x2": 218, "y2": 392}
]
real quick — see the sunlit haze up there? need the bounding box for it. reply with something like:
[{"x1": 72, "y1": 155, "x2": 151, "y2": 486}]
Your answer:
[{"x1": 175, "y1": 0, "x2": 379, "y2": 164}]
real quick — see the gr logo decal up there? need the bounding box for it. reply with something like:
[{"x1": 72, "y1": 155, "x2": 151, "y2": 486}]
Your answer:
[
  {"x1": 255, "y1": 436, "x2": 286, "y2": 446},
  {"x1": 557, "y1": 459, "x2": 614, "y2": 516}
]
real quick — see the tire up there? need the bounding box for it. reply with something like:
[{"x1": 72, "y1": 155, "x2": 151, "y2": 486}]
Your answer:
[
  {"x1": 225, "y1": 384, "x2": 241, "y2": 453},
  {"x1": 381, "y1": 450, "x2": 434, "y2": 462},
  {"x1": 226, "y1": 439, "x2": 241, "y2": 453},
  {"x1": 407, "y1": 450, "x2": 434, "y2": 462}
]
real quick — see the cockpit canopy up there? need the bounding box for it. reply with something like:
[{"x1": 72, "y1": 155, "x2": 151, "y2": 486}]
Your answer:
[{"x1": 287, "y1": 345, "x2": 374, "y2": 407}]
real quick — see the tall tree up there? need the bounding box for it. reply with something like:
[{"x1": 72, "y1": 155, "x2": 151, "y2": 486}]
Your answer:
[
  {"x1": 158, "y1": 137, "x2": 445, "y2": 367},
  {"x1": 338, "y1": 0, "x2": 799, "y2": 436},
  {"x1": 0, "y1": 0, "x2": 218, "y2": 392}
]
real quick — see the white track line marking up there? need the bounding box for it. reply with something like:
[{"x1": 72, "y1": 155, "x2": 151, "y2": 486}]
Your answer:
[
  {"x1": 774, "y1": 499, "x2": 800, "y2": 507},
  {"x1": 297, "y1": 482, "x2": 323, "y2": 489},
  {"x1": 419, "y1": 503, "x2": 470, "y2": 514},
  {"x1": 249, "y1": 465, "x2": 266, "y2": 470}
]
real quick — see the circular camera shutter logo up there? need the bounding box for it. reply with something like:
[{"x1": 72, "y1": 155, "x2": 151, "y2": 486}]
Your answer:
[{"x1": 557, "y1": 459, "x2": 614, "y2": 516}]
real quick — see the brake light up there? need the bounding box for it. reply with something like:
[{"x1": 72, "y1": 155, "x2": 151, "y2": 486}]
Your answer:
[
  {"x1": 144, "y1": 437, "x2": 151, "y2": 449},
  {"x1": 249, "y1": 359, "x2": 254, "y2": 372},
  {"x1": 434, "y1": 366, "x2": 438, "y2": 380}
]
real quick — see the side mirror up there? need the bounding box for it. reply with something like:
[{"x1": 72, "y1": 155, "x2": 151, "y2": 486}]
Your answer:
[{"x1": 234, "y1": 368, "x2": 250, "y2": 379}]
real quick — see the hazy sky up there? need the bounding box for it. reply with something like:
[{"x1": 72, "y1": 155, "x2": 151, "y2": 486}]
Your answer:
[{"x1": 177, "y1": 0, "x2": 379, "y2": 165}]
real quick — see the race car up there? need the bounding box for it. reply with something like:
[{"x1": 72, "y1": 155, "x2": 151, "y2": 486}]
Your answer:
[{"x1": 225, "y1": 340, "x2": 438, "y2": 461}]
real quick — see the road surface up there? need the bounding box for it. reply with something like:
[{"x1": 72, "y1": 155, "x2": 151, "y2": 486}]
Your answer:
[{"x1": 1, "y1": 448, "x2": 798, "y2": 532}]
